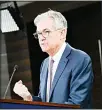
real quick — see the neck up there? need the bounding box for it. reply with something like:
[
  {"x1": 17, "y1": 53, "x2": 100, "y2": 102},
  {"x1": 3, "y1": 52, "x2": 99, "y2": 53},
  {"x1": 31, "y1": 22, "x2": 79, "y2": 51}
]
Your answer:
[{"x1": 48, "y1": 42, "x2": 64, "y2": 57}]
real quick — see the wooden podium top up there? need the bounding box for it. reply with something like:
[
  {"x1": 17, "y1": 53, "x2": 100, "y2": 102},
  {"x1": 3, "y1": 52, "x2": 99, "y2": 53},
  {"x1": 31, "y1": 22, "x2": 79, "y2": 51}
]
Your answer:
[{"x1": 0, "y1": 99, "x2": 80, "y2": 109}]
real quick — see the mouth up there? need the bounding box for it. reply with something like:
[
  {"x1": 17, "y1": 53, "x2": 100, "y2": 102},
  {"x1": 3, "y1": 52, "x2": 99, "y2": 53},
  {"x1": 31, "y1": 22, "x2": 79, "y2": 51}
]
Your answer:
[
  {"x1": 40, "y1": 43, "x2": 46, "y2": 48},
  {"x1": 40, "y1": 42, "x2": 45, "y2": 45},
  {"x1": 40, "y1": 43, "x2": 44, "y2": 46}
]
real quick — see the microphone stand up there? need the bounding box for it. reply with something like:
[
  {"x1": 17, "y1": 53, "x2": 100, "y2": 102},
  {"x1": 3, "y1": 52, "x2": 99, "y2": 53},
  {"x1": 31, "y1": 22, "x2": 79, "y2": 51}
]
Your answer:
[{"x1": 3, "y1": 65, "x2": 18, "y2": 99}]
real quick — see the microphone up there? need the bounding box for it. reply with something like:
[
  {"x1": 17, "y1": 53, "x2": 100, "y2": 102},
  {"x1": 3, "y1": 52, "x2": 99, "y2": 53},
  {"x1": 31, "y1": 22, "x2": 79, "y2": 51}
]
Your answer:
[{"x1": 3, "y1": 65, "x2": 18, "y2": 99}]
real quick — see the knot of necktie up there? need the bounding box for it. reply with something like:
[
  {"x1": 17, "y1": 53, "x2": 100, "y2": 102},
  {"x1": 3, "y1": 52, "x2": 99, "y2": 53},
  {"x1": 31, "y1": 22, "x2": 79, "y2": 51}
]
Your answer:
[{"x1": 50, "y1": 58, "x2": 54, "y2": 68}]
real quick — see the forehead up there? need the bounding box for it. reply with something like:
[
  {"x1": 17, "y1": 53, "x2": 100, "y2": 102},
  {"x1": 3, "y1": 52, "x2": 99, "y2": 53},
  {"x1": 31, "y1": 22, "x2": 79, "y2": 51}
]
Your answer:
[{"x1": 36, "y1": 17, "x2": 55, "y2": 31}]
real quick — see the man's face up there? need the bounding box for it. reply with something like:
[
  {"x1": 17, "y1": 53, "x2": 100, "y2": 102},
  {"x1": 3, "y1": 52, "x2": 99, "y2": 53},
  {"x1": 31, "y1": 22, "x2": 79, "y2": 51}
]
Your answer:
[{"x1": 36, "y1": 17, "x2": 62, "y2": 55}]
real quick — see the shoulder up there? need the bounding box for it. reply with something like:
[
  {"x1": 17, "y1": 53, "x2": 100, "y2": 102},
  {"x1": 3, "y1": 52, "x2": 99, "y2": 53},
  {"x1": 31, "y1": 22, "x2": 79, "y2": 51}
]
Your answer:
[
  {"x1": 66, "y1": 43, "x2": 92, "y2": 70},
  {"x1": 65, "y1": 45, "x2": 93, "y2": 80},
  {"x1": 66, "y1": 43, "x2": 91, "y2": 62},
  {"x1": 41, "y1": 57, "x2": 49, "y2": 66},
  {"x1": 39, "y1": 57, "x2": 49, "y2": 79},
  {"x1": 40, "y1": 57, "x2": 49, "y2": 71},
  {"x1": 73, "y1": 48, "x2": 91, "y2": 62},
  {"x1": 74, "y1": 48, "x2": 90, "y2": 58}
]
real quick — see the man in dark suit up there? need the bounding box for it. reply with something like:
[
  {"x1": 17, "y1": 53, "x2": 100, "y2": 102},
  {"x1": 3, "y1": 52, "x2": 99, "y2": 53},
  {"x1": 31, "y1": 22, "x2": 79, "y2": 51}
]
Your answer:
[{"x1": 13, "y1": 10, "x2": 94, "y2": 108}]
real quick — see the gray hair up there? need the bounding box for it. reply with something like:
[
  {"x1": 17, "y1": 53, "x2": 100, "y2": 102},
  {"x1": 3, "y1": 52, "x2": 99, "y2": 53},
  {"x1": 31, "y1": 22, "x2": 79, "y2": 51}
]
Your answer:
[{"x1": 34, "y1": 10, "x2": 68, "y2": 29}]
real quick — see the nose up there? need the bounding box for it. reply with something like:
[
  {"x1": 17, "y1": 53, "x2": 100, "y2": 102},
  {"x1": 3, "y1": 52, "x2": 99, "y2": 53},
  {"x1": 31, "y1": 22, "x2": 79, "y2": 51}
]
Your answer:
[{"x1": 39, "y1": 34, "x2": 46, "y2": 40}]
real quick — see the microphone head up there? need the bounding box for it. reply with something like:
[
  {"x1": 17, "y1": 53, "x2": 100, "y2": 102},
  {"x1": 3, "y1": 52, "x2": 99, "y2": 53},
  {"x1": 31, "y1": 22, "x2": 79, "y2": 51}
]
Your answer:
[{"x1": 14, "y1": 65, "x2": 18, "y2": 70}]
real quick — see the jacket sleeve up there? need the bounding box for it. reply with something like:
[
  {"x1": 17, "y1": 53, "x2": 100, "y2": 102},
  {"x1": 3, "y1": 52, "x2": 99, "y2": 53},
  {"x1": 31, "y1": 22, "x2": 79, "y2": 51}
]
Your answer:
[
  {"x1": 32, "y1": 60, "x2": 45, "y2": 101},
  {"x1": 65, "y1": 56, "x2": 94, "y2": 108},
  {"x1": 37, "y1": 60, "x2": 45, "y2": 99}
]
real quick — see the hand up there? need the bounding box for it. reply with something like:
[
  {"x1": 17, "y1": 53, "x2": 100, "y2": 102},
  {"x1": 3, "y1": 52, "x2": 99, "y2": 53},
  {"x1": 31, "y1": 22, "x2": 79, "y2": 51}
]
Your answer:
[{"x1": 13, "y1": 80, "x2": 32, "y2": 101}]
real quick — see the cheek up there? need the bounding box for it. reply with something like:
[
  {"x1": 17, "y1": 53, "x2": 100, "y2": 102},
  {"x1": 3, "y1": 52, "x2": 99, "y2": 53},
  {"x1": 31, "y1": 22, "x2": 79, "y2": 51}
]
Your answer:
[
  {"x1": 50, "y1": 36, "x2": 60, "y2": 45},
  {"x1": 47, "y1": 38, "x2": 55, "y2": 46}
]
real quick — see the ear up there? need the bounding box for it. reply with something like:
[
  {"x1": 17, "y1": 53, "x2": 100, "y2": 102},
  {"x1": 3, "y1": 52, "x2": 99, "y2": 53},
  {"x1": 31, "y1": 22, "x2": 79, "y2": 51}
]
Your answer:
[{"x1": 60, "y1": 28, "x2": 67, "y2": 40}]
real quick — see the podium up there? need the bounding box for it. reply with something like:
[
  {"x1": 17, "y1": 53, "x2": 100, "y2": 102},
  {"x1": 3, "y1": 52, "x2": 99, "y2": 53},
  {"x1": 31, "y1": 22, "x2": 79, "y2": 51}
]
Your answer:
[{"x1": 0, "y1": 99, "x2": 80, "y2": 109}]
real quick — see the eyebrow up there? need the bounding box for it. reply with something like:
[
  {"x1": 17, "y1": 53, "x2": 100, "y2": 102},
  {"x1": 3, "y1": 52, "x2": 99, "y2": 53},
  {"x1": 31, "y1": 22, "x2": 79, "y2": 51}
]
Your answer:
[{"x1": 36, "y1": 28, "x2": 51, "y2": 33}]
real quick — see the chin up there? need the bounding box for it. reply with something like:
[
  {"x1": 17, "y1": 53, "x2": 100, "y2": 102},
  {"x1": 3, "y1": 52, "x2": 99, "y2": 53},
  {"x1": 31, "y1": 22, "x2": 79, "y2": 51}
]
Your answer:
[{"x1": 41, "y1": 48, "x2": 48, "y2": 52}]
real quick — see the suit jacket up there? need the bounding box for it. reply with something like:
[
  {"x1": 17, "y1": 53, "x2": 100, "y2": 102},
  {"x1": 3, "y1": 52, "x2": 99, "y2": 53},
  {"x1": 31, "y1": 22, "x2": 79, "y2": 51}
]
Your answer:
[{"x1": 37, "y1": 43, "x2": 94, "y2": 108}]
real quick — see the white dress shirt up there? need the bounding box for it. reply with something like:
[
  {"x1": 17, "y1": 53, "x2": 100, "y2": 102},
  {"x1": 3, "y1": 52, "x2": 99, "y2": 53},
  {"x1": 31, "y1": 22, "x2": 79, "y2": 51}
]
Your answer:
[{"x1": 46, "y1": 42, "x2": 67, "y2": 102}]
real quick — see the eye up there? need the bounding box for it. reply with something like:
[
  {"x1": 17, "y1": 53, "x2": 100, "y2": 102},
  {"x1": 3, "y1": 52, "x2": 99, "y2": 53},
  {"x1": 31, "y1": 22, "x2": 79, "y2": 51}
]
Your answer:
[
  {"x1": 37, "y1": 32, "x2": 42, "y2": 36},
  {"x1": 44, "y1": 30, "x2": 50, "y2": 34}
]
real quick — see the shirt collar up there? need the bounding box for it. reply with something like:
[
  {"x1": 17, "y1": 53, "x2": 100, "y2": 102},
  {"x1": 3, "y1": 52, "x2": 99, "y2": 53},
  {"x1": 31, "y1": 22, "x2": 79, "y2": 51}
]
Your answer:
[{"x1": 49, "y1": 42, "x2": 66, "y2": 62}]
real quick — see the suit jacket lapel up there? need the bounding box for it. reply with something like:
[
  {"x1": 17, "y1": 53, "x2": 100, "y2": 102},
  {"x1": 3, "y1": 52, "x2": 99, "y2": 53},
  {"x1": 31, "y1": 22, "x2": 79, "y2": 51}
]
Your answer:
[{"x1": 49, "y1": 43, "x2": 72, "y2": 101}]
